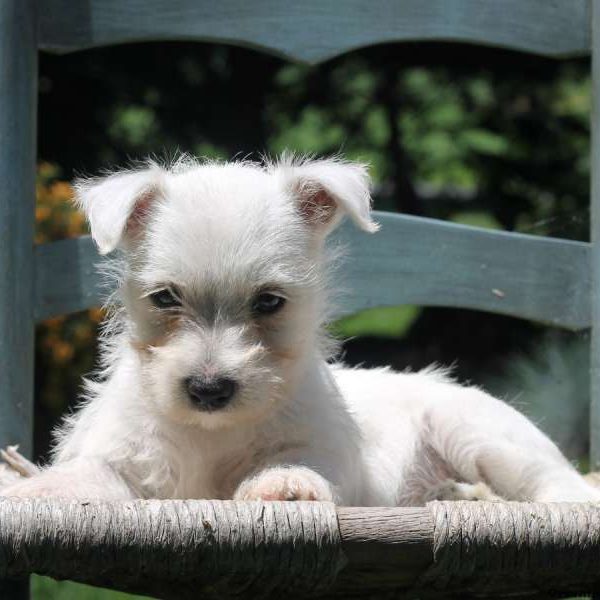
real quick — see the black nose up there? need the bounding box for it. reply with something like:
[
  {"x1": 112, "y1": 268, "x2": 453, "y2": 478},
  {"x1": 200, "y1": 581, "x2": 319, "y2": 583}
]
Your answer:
[{"x1": 185, "y1": 377, "x2": 237, "y2": 411}]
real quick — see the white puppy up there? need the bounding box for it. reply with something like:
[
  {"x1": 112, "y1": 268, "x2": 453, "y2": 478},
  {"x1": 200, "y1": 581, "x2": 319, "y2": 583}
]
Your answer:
[{"x1": 3, "y1": 155, "x2": 599, "y2": 505}]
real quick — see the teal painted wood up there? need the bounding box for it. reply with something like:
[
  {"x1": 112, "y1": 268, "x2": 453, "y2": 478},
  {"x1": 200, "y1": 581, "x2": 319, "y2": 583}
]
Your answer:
[
  {"x1": 334, "y1": 213, "x2": 590, "y2": 330},
  {"x1": 591, "y1": 2, "x2": 600, "y2": 469},
  {"x1": 0, "y1": 1, "x2": 37, "y2": 598},
  {"x1": 34, "y1": 214, "x2": 591, "y2": 330},
  {"x1": 0, "y1": 0, "x2": 37, "y2": 458},
  {"x1": 38, "y1": 0, "x2": 590, "y2": 63},
  {"x1": 34, "y1": 238, "x2": 104, "y2": 321}
]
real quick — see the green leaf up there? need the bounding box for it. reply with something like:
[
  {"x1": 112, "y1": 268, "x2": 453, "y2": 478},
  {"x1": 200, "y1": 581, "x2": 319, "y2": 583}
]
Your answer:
[
  {"x1": 460, "y1": 129, "x2": 510, "y2": 156},
  {"x1": 450, "y1": 211, "x2": 503, "y2": 230},
  {"x1": 332, "y1": 306, "x2": 421, "y2": 339},
  {"x1": 32, "y1": 575, "x2": 148, "y2": 600}
]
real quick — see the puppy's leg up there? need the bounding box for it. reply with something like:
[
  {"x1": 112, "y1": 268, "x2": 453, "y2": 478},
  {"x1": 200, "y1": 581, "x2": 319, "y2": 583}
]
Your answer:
[
  {"x1": 469, "y1": 441, "x2": 600, "y2": 502},
  {"x1": 1, "y1": 457, "x2": 136, "y2": 500},
  {"x1": 425, "y1": 387, "x2": 600, "y2": 503},
  {"x1": 234, "y1": 465, "x2": 336, "y2": 502}
]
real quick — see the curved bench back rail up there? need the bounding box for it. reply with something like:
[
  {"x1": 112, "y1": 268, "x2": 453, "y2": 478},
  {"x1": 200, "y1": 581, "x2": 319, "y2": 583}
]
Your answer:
[
  {"x1": 35, "y1": 213, "x2": 591, "y2": 331},
  {"x1": 39, "y1": 0, "x2": 590, "y2": 62}
]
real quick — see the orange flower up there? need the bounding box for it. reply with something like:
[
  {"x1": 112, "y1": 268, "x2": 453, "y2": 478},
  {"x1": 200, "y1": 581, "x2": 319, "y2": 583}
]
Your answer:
[
  {"x1": 52, "y1": 340, "x2": 74, "y2": 364},
  {"x1": 89, "y1": 307, "x2": 105, "y2": 323},
  {"x1": 44, "y1": 316, "x2": 66, "y2": 331},
  {"x1": 35, "y1": 205, "x2": 51, "y2": 221},
  {"x1": 49, "y1": 181, "x2": 74, "y2": 201}
]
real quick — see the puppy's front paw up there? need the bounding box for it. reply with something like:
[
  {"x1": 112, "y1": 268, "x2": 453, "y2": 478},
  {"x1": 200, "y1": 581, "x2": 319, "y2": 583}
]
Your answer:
[{"x1": 234, "y1": 466, "x2": 335, "y2": 502}]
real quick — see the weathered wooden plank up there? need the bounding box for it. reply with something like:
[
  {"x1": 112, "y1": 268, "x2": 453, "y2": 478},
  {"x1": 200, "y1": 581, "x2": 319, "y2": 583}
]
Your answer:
[
  {"x1": 38, "y1": 0, "x2": 590, "y2": 62},
  {"x1": 334, "y1": 212, "x2": 591, "y2": 330},
  {"x1": 0, "y1": 2, "x2": 37, "y2": 598},
  {"x1": 34, "y1": 237, "x2": 103, "y2": 321},
  {"x1": 591, "y1": 1, "x2": 600, "y2": 469},
  {"x1": 1, "y1": 499, "x2": 600, "y2": 598},
  {"x1": 0, "y1": 1, "x2": 37, "y2": 461},
  {"x1": 336, "y1": 506, "x2": 432, "y2": 587},
  {"x1": 34, "y1": 213, "x2": 591, "y2": 330}
]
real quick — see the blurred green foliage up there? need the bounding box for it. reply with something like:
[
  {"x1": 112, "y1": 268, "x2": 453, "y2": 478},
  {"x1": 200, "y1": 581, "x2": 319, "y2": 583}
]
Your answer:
[
  {"x1": 40, "y1": 44, "x2": 590, "y2": 238},
  {"x1": 333, "y1": 306, "x2": 421, "y2": 339},
  {"x1": 33, "y1": 575, "x2": 147, "y2": 599}
]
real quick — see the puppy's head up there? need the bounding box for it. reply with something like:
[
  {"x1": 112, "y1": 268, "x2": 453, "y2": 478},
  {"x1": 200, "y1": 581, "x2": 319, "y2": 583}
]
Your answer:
[{"x1": 76, "y1": 155, "x2": 377, "y2": 429}]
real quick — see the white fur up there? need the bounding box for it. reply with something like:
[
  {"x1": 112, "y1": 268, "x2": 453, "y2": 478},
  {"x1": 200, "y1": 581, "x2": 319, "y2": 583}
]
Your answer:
[{"x1": 3, "y1": 155, "x2": 599, "y2": 505}]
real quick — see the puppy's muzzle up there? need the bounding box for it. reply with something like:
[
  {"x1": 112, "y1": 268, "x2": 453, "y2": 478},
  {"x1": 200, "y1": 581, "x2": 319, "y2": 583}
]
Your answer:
[{"x1": 184, "y1": 376, "x2": 237, "y2": 411}]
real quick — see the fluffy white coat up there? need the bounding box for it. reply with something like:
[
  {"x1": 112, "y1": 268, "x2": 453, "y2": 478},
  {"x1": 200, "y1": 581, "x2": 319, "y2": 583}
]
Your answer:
[{"x1": 3, "y1": 156, "x2": 599, "y2": 505}]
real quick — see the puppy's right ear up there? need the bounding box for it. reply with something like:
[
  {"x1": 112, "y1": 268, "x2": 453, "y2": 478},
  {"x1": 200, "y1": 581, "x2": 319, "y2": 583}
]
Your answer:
[{"x1": 74, "y1": 164, "x2": 164, "y2": 255}]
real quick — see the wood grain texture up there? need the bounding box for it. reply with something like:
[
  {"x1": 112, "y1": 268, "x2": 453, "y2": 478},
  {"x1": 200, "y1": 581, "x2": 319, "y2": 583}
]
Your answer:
[
  {"x1": 422, "y1": 501, "x2": 600, "y2": 597},
  {"x1": 336, "y1": 506, "x2": 432, "y2": 592},
  {"x1": 334, "y1": 212, "x2": 590, "y2": 330},
  {"x1": 1, "y1": 499, "x2": 600, "y2": 598},
  {"x1": 34, "y1": 214, "x2": 592, "y2": 330},
  {"x1": 0, "y1": 498, "x2": 344, "y2": 599},
  {"x1": 0, "y1": 1, "x2": 37, "y2": 458},
  {"x1": 34, "y1": 237, "x2": 104, "y2": 321},
  {"x1": 591, "y1": 0, "x2": 600, "y2": 469},
  {"x1": 38, "y1": 0, "x2": 590, "y2": 62},
  {"x1": 0, "y1": 5, "x2": 37, "y2": 598}
]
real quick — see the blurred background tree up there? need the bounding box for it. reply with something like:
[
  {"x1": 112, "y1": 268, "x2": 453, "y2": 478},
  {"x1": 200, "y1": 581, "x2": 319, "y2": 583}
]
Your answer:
[{"x1": 34, "y1": 41, "x2": 591, "y2": 598}]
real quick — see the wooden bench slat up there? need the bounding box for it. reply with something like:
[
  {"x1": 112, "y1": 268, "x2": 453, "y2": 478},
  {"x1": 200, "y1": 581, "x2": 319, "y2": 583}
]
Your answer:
[
  {"x1": 0, "y1": 0, "x2": 37, "y2": 462},
  {"x1": 34, "y1": 237, "x2": 102, "y2": 321},
  {"x1": 334, "y1": 213, "x2": 591, "y2": 330},
  {"x1": 39, "y1": 0, "x2": 590, "y2": 62},
  {"x1": 34, "y1": 213, "x2": 591, "y2": 330},
  {"x1": 589, "y1": 0, "x2": 600, "y2": 467}
]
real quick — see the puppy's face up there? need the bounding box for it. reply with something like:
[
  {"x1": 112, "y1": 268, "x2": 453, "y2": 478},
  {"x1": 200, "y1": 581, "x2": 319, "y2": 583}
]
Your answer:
[
  {"x1": 125, "y1": 165, "x2": 320, "y2": 428},
  {"x1": 77, "y1": 157, "x2": 376, "y2": 429}
]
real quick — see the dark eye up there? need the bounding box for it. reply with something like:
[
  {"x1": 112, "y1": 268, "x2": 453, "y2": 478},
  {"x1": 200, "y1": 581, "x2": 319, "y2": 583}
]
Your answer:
[
  {"x1": 252, "y1": 292, "x2": 286, "y2": 315},
  {"x1": 149, "y1": 288, "x2": 181, "y2": 309}
]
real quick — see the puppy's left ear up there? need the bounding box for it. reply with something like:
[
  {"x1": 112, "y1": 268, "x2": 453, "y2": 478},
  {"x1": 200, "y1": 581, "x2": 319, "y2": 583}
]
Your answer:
[{"x1": 279, "y1": 157, "x2": 379, "y2": 235}]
